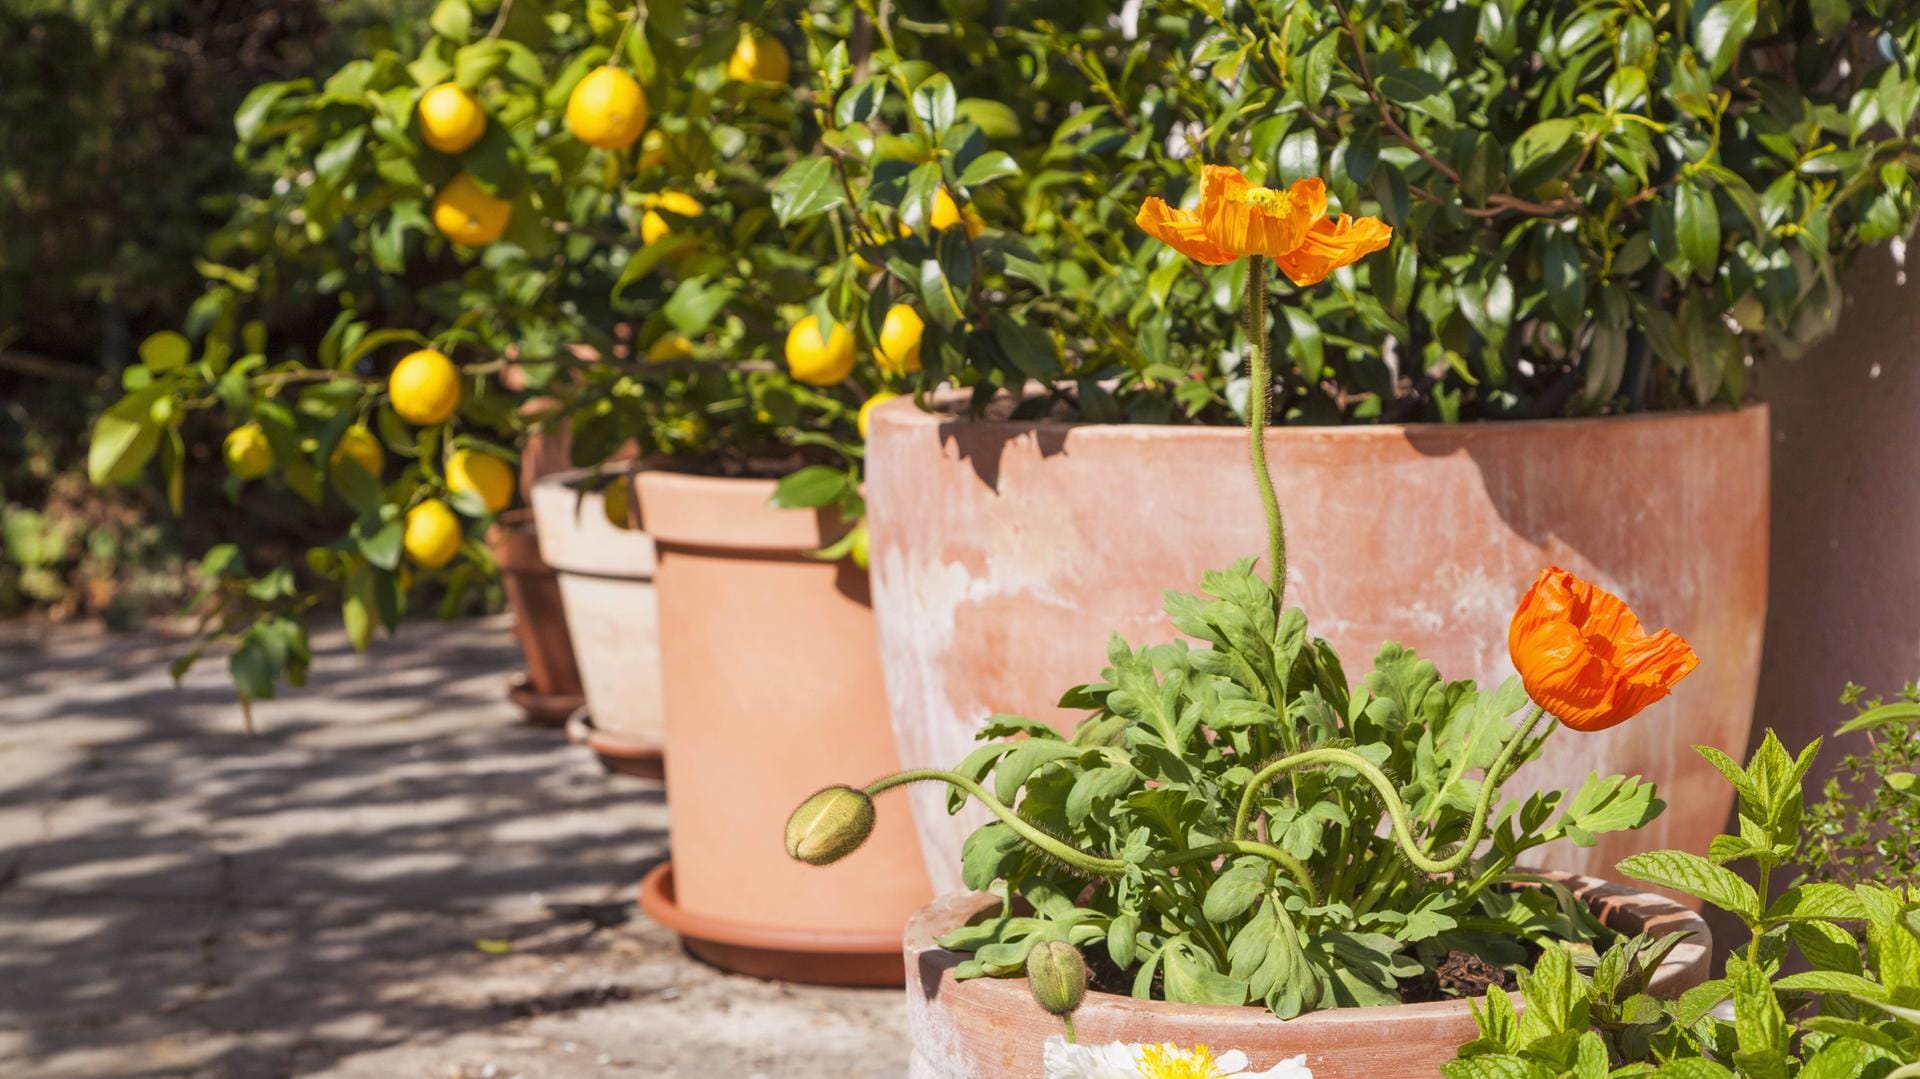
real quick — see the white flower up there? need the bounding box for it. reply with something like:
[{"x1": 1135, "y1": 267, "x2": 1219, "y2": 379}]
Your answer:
[
  {"x1": 1044, "y1": 1036, "x2": 1139, "y2": 1079},
  {"x1": 1042, "y1": 1037, "x2": 1313, "y2": 1079}
]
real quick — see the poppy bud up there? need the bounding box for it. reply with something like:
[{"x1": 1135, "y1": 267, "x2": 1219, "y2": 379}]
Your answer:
[
  {"x1": 1026, "y1": 940, "x2": 1088, "y2": 1017},
  {"x1": 785, "y1": 785, "x2": 875, "y2": 866}
]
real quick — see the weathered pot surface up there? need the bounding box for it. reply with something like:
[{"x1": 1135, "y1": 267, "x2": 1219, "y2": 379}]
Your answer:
[
  {"x1": 634, "y1": 468, "x2": 933, "y2": 984},
  {"x1": 865, "y1": 397, "x2": 1770, "y2": 895},
  {"x1": 529, "y1": 466, "x2": 664, "y2": 758},
  {"x1": 905, "y1": 873, "x2": 1711, "y2": 1079}
]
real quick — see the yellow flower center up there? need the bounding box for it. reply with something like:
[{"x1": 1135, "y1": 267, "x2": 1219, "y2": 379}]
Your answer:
[
  {"x1": 1234, "y1": 186, "x2": 1295, "y2": 215},
  {"x1": 1138, "y1": 1043, "x2": 1226, "y2": 1079}
]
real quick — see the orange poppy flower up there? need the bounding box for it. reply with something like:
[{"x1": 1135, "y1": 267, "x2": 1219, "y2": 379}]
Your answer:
[
  {"x1": 1508, "y1": 567, "x2": 1699, "y2": 732},
  {"x1": 1134, "y1": 165, "x2": 1393, "y2": 284}
]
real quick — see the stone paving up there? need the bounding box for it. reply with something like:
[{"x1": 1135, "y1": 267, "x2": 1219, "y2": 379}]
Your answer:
[{"x1": 0, "y1": 616, "x2": 910, "y2": 1078}]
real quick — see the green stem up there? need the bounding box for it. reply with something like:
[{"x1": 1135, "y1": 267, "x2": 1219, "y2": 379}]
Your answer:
[
  {"x1": 863, "y1": 770, "x2": 1318, "y2": 901},
  {"x1": 1243, "y1": 258, "x2": 1287, "y2": 610},
  {"x1": 1230, "y1": 705, "x2": 1551, "y2": 876}
]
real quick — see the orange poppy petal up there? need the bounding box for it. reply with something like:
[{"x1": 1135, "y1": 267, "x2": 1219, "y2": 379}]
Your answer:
[
  {"x1": 1507, "y1": 567, "x2": 1698, "y2": 732},
  {"x1": 1274, "y1": 214, "x2": 1394, "y2": 287},
  {"x1": 1136, "y1": 197, "x2": 1236, "y2": 265},
  {"x1": 1198, "y1": 167, "x2": 1324, "y2": 262}
]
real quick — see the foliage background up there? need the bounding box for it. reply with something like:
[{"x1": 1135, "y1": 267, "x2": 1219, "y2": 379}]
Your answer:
[{"x1": 0, "y1": 0, "x2": 434, "y2": 620}]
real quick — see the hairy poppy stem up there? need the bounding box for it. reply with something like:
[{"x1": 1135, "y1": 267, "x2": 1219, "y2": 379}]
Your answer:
[
  {"x1": 1241, "y1": 258, "x2": 1287, "y2": 611},
  {"x1": 861, "y1": 769, "x2": 1319, "y2": 901},
  {"x1": 1230, "y1": 705, "x2": 1551, "y2": 876}
]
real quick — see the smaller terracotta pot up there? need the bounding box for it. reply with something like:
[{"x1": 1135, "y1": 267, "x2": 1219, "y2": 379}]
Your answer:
[
  {"x1": 634, "y1": 468, "x2": 933, "y2": 986},
  {"x1": 530, "y1": 466, "x2": 665, "y2": 774},
  {"x1": 904, "y1": 873, "x2": 1710, "y2": 1079},
  {"x1": 485, "y1": 509, "x2": 584, "y2": 726}
]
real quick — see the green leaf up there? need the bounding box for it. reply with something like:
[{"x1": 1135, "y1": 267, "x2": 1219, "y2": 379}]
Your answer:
[
  {"x1": 430, "y1": 0, "x2": 473, "y2": 41},
  {"x1": 910, "y1": 74, "x2": 957, "y2": 134},
  {"x1": 958, "y1": 151, "x2": 1019, "y2": 189},
  {"x1": 233, "y1": 79, "x2": 308, "y2": 142},
  {"x1": 769, "y1": 466, "x2": 852, "y2": 509},
  {"x1": 140, "y1": 332, "x2": 191, "y2": 373},
  {"x1": 1542, "y1": 231, "x2": 1585, "y2": 330},
  {"x1": 1653, "y1": 1062, "x2": 1735, "y2": 1079},
  {"x1": 1618, "y1": 850, "x2": 1760, "y2": 922},
  {"x1": 88, "y1": 387, "x2": 165, "y2": 486},
  {"x1": 1441, "y1": 1056, "x2": 1539, "y2": 1079},
  {"x1": 1774, "y1": 970, "x2": 1888, "y2": 999},
  {"x1": 1693, "y1": 0, "x2": 1757, "y2": 79},
  {"x1": 770, "y1": 158, "x2": 846, "y2": 225},
  {"x1": 1675, "y1": 184, "x2": 1720, "y2": 281},
  {"x1": 1202, "y1": 866, "x2": 1268, "y2": 922}
]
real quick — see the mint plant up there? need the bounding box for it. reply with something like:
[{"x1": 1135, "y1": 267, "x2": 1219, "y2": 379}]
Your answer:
[
  {"x1": 1799, "y1": 686, "x2": 1920, "y2": 889},
  {"x1": 1448, "y1": 733, "x2": 1920, "y2": 1077}
]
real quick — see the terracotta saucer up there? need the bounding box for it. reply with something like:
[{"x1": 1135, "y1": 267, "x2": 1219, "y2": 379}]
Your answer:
[
  {"x1": 637, "y1": 861, "x2": 906, "y2": 987},
  {"x1": 507, "y1": 673, "x2": 583, "y2": 728},
  {"x1": 564, "y1": 707, "x2": 666, "y2": 781}
]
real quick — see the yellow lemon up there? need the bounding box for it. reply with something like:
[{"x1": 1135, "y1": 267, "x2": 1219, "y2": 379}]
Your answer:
[
  {"x1": 646, "y1": 334, "x2": 695, "y2": 362},
  {"x1": 388, "y1": 349, "x2": 461, "y2": 426},
  {"x1": 726, "y1": 31, "x2": 791, "y2": 84},
  {"x1": 930, "y1": 187, "x2": 985, "y2": 237},
  {"x1": 849, "y1": 523, "x2": 869, "y2": 569},
  {"x1": 785, "y1": 315, "x2": 855, "y2": 386},
  {"x1": 640, "y1": 190, "x2": 704, "y2": 245},
  {"x1": 223, "y1": 423, "x2": 273, "y2": 479},
  {"x1": 417, "y1": 83, "x2": 486, "y2": 154},
  {"x1": 602, "y1": 479, "x2": 633, "y2": 530},
  {"x1": 858, "y1": 391, "x2": 901, "y2": 439},
  {"x1": 567, "y1": 66, "x2": 649, "y2": 150},
  {"x1": 446, "y1": 449, "x2": 513, "y2": 514},
  {"x1": 852, "y1": 250, "x2": 878, "y2": 275},
  {"x1": 432, "y1": 172, "x2": 511, "y2": 246},
  {"x1": 873, "y1": 305, "x2": 925, "y2": 375},
  {"x1": 404, "y1": 499, "x2": 462, "y2": 569},
  {"x1": 637, "y1": 128, "x2": 669, "y2": 169},
  {"x1": 330, "y1": 424, "x2": 386, "y2": 478}
]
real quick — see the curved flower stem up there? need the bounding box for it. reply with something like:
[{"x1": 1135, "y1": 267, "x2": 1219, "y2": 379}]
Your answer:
[
  {"x1": 864, "y1": 770, "x2": 1318, "y2": 901},
  {"x1": 1243, "y1": 257, "x2": 1287, "y2": 611},
  {"x1": 1230, "y1": 705, "x2": 1551, "y2": 875}
]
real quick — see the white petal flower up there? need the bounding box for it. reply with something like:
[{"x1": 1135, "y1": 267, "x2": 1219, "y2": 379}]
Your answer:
[
  {"x1": 1044, "y1": 1036, "x2": 1142, "y2": 1079},
  {"x1": 1234, "y1": 1054, "x2": 1312, "y2": 1078}
]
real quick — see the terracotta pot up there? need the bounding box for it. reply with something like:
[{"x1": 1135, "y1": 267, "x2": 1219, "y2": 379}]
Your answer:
[
  {"x1": 905, "y1": 873, "x2": 1711, "y2": 1078},
  {"x1": 633, "y1": 469, "x2": 933, "y2": 986},
  {"x1": 866, "y1": 400, "x2": 1770, "y2": 894},
  {"x1": 530, "y1": 466, "x2": 664, "y2": 777},
  {"x1": 485, "y1": 509, "x2": 584, "y2": 726}
]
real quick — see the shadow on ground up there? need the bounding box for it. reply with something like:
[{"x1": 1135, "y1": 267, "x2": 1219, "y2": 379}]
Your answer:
[{"x1": 0, "y1": 617, "x2": 906, "y2": 1079}]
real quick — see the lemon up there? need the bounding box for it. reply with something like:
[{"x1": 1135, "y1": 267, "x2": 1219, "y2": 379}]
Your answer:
[
  {"x1": 640, "y1": 190, "x2": 703, "y2": 245},
  {"x1": 432, "y1": 172, "x2": 511, "y2": 246},
  {"x1": 388, "y1": 349, "x2": 461, "y2": 426},
  {"x1": 873, "y1": 305, "x2": 925, "y2": 375},
  {"x1": 785, "y1": 315, "x2": 855, "y2": 386},
  {"x1": 567, "y1": 66, "x2": 649, "y2": 150},
  {"x1": 404, "y1": 499, "x2": 463, "y2": 569},
  {"x1": 858, "y1": 392, "x2": 901, "y2": 439},
  {"x1": 646, "y1": 334, "x2": 695, "y2": 362},
  {"x1": 223, "y1": 423, "x2": 273, "y2": 479},
  {"x1": 330, "y1": 424, "x2": 386, "y2": 478},
  {"x1": 930, "y1": 187, "x2": 985, "y2": 237},
  {"x1": 602, "y1": 479, "x2": 634, "y2": 529},
  {"x1": 848, "y1": 523, "x2": 870, "y2": 569},
  {"x1": 727, "y1": 31, "x2": 791, "y2": 85},
  {"x1": 447, "y1": 449, "x2": 514, "y2": 514},
  {"x1": 417, "y1": 83, "x2": 486, "y2": 154}
]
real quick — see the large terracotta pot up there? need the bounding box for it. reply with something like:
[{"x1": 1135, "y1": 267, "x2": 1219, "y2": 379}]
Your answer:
[
  {"x1": 485, "y1": 508, "x2": 585, "y2": 725},
  {"x1": 630, "y1": 469, "x2": 933, "y2": 986},
  {"x1": 905, "y1": 873, "x2": 1711, "y2": 1078},
  {"x1": 529, "y1": 466, "x2": 664, "y2": 778},
  {"x1": 866, "y1": 401, "x2": 1770, "y2": 893}
]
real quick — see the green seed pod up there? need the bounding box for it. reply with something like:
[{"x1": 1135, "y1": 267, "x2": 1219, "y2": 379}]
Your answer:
[
  {"x1": 1025, "y1": 939, "x2": 1088, "y2": 1017},
  {"x1": 785, "y1": 785, "x2": 876, "y2": 866}
]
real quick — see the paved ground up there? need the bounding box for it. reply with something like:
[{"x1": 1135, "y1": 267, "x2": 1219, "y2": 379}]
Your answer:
[{"x1": 0, "y1": 616, "x2": 910, "y2": 1078}]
